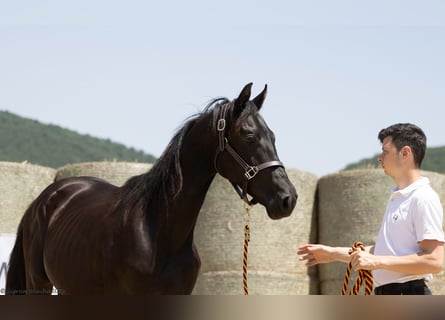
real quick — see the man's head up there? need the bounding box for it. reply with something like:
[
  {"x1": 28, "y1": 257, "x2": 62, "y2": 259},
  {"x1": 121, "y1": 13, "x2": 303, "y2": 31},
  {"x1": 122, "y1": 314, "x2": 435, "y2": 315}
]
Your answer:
[{"x1": 378, "y1": 123, "x2": 426, "y2": 169}]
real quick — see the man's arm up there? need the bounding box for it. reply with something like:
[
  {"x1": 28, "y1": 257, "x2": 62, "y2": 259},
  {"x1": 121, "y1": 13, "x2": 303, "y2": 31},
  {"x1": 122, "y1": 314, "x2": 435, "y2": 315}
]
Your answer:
[
  {"x1": 298, "y1": 244, "x2": 374, "y2": 267},
  {"x1": 350, "y1": 239, "x2": 444, "y2": 273}
]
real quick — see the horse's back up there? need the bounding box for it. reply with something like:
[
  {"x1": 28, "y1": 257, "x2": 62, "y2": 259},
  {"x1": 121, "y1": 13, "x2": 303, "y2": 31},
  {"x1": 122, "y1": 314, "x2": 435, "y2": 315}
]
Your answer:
[{"x1": 30, "y1": 176, "x2": 120, "y2": 232}]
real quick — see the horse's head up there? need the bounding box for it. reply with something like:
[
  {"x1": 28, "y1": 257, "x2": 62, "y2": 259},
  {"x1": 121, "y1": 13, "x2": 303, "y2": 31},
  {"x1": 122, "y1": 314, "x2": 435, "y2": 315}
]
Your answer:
[{"x1": 214, "y1": 83, "x2": 297, "y2": 219}]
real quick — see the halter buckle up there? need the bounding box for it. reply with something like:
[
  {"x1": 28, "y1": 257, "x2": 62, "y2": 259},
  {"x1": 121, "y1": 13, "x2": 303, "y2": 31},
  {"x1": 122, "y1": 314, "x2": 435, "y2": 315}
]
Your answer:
[
  {"x1": 244, "y1": 166, "x2": 259, "y2": 180},
  {"x1": 217, "y1": 119, "x2": 226, "y2": 131}
]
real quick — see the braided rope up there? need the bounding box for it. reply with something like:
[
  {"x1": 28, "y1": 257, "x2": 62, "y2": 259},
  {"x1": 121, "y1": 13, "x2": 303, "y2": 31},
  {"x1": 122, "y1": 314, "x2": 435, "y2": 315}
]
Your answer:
[
  {"x1": 341, "y1": 242, "x2": 374, "y2": 295},
  {"x1": 242, "y1": 202, "x2": 252, "y2": 295},
  {"x1": 243, "y1": 224, "x2": 250, "y2": 295}
]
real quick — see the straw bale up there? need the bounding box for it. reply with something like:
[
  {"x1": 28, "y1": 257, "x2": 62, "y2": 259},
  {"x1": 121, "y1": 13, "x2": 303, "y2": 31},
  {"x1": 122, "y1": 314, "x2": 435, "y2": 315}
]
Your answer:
[
  {"x1": 421, "y1": 171, "x2": 445, "y2": 295},
  {"x1": 56, "y1": 162, "x2": 152, "y2": 186},
  {"x1": 192, "y1": 168, "x2": 318, "y2": 295},
  {"x1": 192, "y1": 270, "x2": 308, "y2": 295},
  {"x1": 0, "y1": 162, "x2": 56, "y2": 234},
  {"x1": 317, "y1": 169, "x2": 393, "y2": 294}
]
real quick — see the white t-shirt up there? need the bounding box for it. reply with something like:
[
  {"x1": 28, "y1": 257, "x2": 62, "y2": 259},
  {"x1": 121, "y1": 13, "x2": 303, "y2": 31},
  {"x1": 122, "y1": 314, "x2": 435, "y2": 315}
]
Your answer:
[{"x1": 373, "y1": 177, "x2": 445, "y2": 287}]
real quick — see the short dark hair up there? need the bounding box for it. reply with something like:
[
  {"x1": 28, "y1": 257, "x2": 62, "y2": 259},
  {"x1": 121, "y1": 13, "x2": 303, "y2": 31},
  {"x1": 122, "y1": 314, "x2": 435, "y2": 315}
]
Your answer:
[{"x1": 378, "y1": 123, "x2": 426, "y2": 168}]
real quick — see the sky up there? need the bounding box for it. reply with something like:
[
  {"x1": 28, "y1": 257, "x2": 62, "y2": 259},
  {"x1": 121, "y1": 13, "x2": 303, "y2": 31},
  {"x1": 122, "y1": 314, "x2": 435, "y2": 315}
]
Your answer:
[{"x1": 1, "y1": 1, "x2": 444, "y2": 176}]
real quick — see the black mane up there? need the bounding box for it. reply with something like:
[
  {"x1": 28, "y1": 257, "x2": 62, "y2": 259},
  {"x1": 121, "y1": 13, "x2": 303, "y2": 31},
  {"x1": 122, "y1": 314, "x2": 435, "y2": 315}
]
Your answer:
[{"x1": 120, "y1": 97, "x2": 231, "y2": 213}]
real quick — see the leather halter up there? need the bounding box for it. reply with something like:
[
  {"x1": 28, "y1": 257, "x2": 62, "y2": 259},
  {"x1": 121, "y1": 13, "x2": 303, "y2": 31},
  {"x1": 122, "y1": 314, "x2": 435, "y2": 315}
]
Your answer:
[{"x1": 214, "y1": 103, "x2": 284, "y2": 205}]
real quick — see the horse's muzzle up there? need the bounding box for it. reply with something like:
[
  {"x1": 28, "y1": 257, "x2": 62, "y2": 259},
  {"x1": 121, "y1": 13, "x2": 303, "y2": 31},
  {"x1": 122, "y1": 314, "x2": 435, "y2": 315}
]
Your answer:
[{"x1": 266, "y1": 190, "x2": 298, "y2": 220}]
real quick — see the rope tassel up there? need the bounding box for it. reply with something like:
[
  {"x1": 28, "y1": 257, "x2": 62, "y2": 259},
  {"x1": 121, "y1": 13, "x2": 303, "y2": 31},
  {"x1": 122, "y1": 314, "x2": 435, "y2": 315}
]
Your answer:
[{"x1": 341, "y1": 242, "x2": 374, "y2": 295}]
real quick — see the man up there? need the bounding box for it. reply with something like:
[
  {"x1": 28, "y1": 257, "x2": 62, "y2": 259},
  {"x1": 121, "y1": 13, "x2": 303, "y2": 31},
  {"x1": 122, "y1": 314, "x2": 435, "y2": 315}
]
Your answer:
[{"x1": 298, "y1": 123, "x2": 444, "y2": 295}]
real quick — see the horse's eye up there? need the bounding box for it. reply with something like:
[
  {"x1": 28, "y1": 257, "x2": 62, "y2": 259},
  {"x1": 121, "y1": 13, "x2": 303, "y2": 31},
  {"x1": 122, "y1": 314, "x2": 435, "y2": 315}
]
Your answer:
[{"x1": 245, "y1": 133, "x2": 256, "y2": 143}]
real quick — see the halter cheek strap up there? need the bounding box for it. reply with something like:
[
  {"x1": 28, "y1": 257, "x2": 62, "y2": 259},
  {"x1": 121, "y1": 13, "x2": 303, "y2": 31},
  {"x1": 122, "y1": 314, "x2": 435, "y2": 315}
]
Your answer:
[{"x1": 214, "y1": 103, "x2": 284, "y2": 205}]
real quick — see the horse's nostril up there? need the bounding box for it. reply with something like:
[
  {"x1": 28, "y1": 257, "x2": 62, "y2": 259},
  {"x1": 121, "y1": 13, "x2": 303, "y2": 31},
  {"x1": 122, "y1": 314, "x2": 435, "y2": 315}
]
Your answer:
[
  {"x1": 282, "y1": 197, "x2": 290, "y2": 210},
  {"x1": 283, "y1": 196, "x2": 295, "y2": 211},
  {"x1": 282, "y1": 194, "x2": 297, "y2": 211}
]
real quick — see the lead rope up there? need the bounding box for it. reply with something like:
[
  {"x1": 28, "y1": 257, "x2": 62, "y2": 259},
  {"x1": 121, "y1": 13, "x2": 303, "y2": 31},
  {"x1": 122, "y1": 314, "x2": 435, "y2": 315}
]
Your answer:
[
  {"x1": 242, "y1": 201, "x2": 252, "y2": 295},
  {"x1": 341, "y1": 241, "x2": 374, "y2": 295}
]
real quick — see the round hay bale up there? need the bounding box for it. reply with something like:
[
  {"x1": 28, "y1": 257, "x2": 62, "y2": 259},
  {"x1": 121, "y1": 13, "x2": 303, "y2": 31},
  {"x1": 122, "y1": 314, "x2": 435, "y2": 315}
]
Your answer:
[
  {"x1": 55, "y1": 161, "x2": 152, "y2": 186},
  {"x1": 317, "y1": 169, "x2": 393, "y2": 294},
  {"x1": 192, "y1": 168, "x2": 318, "y2": 295},
  {"x1": 317, "y1": 169, "x2": 445, "y2": 295},
  {"x1": 420, "y1": 171, "x2": 445, "y2": 295},
  {"x1": 0, "y1": 162, "x2": 56, "y2": 234}
]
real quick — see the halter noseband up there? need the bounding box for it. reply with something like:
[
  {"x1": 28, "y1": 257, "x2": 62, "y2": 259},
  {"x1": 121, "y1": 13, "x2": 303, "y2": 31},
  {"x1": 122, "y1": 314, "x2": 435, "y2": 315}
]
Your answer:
[{"x1": 214, "y1": 103, "x2": 284, "y2": 205}]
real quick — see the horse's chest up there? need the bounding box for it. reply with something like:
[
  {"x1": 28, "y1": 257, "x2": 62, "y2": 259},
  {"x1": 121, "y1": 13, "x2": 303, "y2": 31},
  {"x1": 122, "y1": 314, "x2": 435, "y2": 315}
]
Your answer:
[
  {"x1": 115, "y1": 245, "x2": 201, "y2": 294},
  {"x1": 157, "y1": 248, "x2": 201, "y2": 294}
]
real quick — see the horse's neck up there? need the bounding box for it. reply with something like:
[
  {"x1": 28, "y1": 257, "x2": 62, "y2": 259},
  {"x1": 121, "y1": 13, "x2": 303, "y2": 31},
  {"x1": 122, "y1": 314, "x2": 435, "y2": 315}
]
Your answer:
[{"x1": 158, "y1": 115, "x2": 218, "y2": 251}]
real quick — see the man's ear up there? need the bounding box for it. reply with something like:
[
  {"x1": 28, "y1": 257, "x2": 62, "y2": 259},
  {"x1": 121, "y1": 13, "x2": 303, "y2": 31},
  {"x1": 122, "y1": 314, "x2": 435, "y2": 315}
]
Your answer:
[{"x1": 401, "y1": 146, "x2": 412, "y2": 158}]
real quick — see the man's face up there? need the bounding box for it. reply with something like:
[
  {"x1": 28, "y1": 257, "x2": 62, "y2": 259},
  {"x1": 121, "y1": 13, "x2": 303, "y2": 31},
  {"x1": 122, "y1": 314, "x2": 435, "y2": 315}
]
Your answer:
[{"x1": 378, "y1": 136, "x2": 402, "y2": 177}]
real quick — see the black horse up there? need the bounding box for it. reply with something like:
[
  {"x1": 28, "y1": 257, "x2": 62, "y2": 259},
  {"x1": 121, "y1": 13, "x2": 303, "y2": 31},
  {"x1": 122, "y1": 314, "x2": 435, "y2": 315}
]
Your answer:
[{"x1": 6, "y1": 83, "x2": 297, "y2": 294}]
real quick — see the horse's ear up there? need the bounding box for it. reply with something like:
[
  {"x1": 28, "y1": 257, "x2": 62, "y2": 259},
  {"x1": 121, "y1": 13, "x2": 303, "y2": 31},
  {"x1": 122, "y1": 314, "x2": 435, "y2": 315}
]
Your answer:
[
  {"x1": 233, "y1": 83, "x2": 253, "y2": 117},
  {"x1": 252, "y1": 84, "x2": 267, "y2": 110}
]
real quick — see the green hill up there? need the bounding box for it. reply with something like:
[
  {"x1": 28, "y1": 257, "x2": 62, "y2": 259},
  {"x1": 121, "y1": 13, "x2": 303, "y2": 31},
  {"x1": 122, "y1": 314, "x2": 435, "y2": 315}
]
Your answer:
[
  {"x1": 343, "y1": 146, "x2": 445, "y2": 174},
  {"x1": 0, "y1": 110, "x2": 156, "y2": 168}
]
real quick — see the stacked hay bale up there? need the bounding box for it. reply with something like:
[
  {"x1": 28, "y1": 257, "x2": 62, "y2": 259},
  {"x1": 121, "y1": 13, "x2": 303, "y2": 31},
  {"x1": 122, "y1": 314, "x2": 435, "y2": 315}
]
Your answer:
[
  {"x1": 0, "y1": 162, "x2": 57, "y2": 234},
  {"x1": 192, "y1": 168, "x2": 318, "y2": 295},
  {"x1": 316, "y1": 169, "x2": 445, "y2": 295},
  {"x1": 55, "y1": 161, "x2": 152, "y2": 186},
  {"x1": 316, "y1": 169, "x2": 393, "y2": 294},
  {"x1": 422, "y1": 171, "x2": 445, "y2": 295}
]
